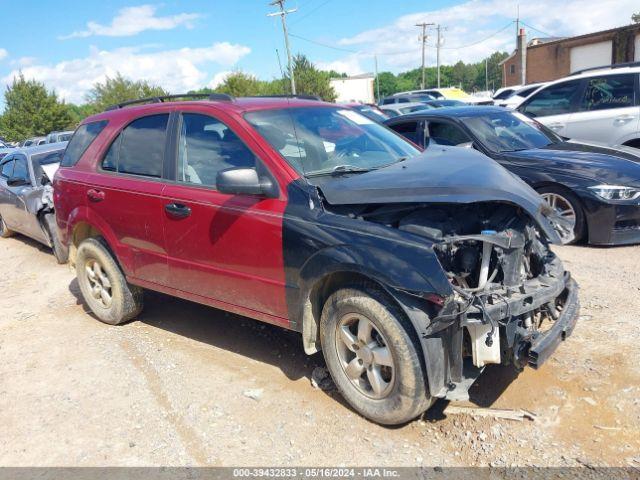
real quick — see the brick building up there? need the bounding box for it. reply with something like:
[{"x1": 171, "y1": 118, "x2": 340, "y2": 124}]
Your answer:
[{"x1": 500, "y1": 24, "x2": 640, "y2": 87}]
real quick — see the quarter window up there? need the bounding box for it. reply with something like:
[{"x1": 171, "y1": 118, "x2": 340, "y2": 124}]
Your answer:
[
  {"x1": 102, "y1": 114, "x2": 169, "y2": 178},
  {"x1": 521, "y1": 81, "x2": 581, "y2": 117},
  {"x1": 61, "y1": 120, "x2": 108, "y2": 167},
  {"x1": 177, "y1": 113, "x2": 256, "y2": 187},
  {"x1": 579, "y1": 74, "x2": 635, "y2": 111}
]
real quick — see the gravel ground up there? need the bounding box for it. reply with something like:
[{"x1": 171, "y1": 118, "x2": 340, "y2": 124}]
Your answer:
[{"x1": 0, "y1": 235, "x2": 638, "y2": 467}]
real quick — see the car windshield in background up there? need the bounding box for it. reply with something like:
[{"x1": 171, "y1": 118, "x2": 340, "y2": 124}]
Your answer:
[
  {"x1": 245, "y1": 107, "x2": 420, "y2": 177},
  {"x1": 463, "y1": 111, "x2": 559, "y2": 153},
  {"x1": 352, "y1": 105, "x2": 389, "y2": 122},
  {"x1": 33, "y1": 151, "x2": 63, "y2": 165}
]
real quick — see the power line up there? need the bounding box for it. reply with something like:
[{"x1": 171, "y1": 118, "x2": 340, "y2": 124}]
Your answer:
[
  {"x1": 290, "y1": 0, "x2": 333, "y2": 26},
  {"x1": 438, "y1": 21, "x2": 515, "y2": 49},
  {"x1": 519, "y1": 21, "x2": 555, "y2": 38},
  {"x1": 289, "y1": 33, "x2": 360, "y2": 53}
]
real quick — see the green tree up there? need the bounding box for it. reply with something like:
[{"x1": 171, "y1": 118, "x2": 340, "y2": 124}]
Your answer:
[
  {"x1": 287, "y1": 54, "x2": 337, "y2": 101},
  {"x1": 214, "y1": 71, "x2": 265, "y2": 97},
  {"x1": 85, "y1": 73, "x2": 168, "y2": 112},
  {"x1": 0, "y1": 74, "x2": 73, "y2": 142},
  {"x1": 633, "y1": 12, "x2": 640, "y2": 23}
]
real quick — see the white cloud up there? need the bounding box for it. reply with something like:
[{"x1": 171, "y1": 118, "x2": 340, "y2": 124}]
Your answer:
[
  {"x1": 61, "y1": 4, "x2": 201, "y2": 39},
  {"x1": 208, "y1": 70, "x2": 233, "y2": 89},
  {"x1": 331, "y1": 0, "x2": 639, "y2": 71},
  {"x1": 317, "y1": 55, "x2": 365, "y2": 76},
  {"x1": 2, "y1": 43, "x2": 251, "y2": 104},
  {"x1": 0, "y1": 49, "x2": 7, "y2": 61}
]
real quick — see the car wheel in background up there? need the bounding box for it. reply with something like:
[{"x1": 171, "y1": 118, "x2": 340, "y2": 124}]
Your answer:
[
  {"x1": 320, "y1": 285, "x2": 432, "y2": 425},
  {"x1": 537, "y1": 186, "x2": 586, "y2": 245},
  {"x1": 76, "y1": 237, "x2": 143, "y2": 325},
  {"x1": 44, "y1": 213, "x2": 68, "y2": 264},
  {"x1": 0, "y1": 214, "x2": 14, "y2": 238}
]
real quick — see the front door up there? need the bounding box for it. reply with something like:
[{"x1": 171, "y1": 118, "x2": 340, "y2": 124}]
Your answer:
[{"x1": 162, "y1": 111, "x2": 288, "y2": 323}]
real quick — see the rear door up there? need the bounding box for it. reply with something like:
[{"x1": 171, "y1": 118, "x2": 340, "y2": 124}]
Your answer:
[
  {"x1": 84, "y1": 112, "x2": 172, "y2": 285},
  {"x1": 518, "y1": 79, "x2": 584, "y2": 137},
  {"x1": 161, "y1": 110, "x2": 288, "y2": 322},
  {"x1": 564, "y1": 73, "x2": 639, "y2": 146}
]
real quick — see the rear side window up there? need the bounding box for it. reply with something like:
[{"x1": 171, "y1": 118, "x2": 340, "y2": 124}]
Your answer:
[
  {"x1": 102, "y1": 114, "x2": 169, "y2": 178},
  {"x1": 579, "y1": 74, "x2": 636, "y2": 111},
  {"x1": 520, "y1": 80, "x2": 581, "y2": 117},
  {"x1": 428, "y1": 121, "x2": 471, "y2": 146},
  {"x1": 61, "y1": 120, "x2": 108, "y2": 167}
]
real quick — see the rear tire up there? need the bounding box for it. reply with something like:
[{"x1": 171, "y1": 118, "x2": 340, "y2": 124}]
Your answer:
[
  {"x1": 76, "y1": 237, "x2": 143, "y2": 325},
  {"x1": 537, "y1": 185, "x2": 586, "y2": 244},
  {"x1": 0, "y1": 214, "x2": 14, "y2": 238},
  {"x1": 44, "y1": 213, "x2": 68, "y2": 264},
  {"x1": 320, "y1": 285, "x2": 433, "y2": 425}
]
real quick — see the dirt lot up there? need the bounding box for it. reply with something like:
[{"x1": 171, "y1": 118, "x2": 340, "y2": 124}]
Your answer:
[{"x1": 0, "y1": 235, "x2": 639, "y2": 467}]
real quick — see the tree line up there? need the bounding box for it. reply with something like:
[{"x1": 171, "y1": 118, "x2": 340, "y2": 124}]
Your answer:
[{"x1": 0, "y1": 52, "x2": 508, "y2": 142}]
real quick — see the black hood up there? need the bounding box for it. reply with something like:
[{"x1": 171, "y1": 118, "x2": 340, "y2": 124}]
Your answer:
[
  {"x1": 505, "y1": 141, "x2": 640, "y2": 187},
  {"x1": 313, "y1": 147, "x2": 561, "y2": 242}
]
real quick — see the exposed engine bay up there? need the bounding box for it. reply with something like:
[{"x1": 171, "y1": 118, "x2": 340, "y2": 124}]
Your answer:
[{"x1": 326, "y1": 201, "x2": 573, "y2": 374}]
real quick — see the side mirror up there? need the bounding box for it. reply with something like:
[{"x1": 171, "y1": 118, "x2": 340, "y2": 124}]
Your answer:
[
  {"x1": 216, "y1": 168, "x2": 276, "y2": 197},
  {"x1": 7, "y1": 176, "x2": 29, "y2": 187}
]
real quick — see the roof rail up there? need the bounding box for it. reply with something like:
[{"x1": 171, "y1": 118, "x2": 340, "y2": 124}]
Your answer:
[
  {"x1": 105, "y1": 93, "x2": 235, "y2": 111},
  {"x1": 568, "y1": 61, "x2": 640, "y2": 76},
  {"x1": 250, "y1": 94, "x2": 323, "y2": 101}
]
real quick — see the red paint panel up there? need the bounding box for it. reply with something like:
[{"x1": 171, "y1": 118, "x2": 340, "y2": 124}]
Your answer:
[{"x1": 162, "y1": 184, "x2": 288, "y2": 319}]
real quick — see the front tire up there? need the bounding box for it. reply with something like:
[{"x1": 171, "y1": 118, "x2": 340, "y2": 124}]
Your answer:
[
  {"x1": 320, "y1": 285, "x2": 432, "y2": 425},
  {"x1": 76, "y1": 238, "x2": 143, "y2": 325},
  {"x1": 537, "y1": 185, "x2": 585, "y2": 244}
]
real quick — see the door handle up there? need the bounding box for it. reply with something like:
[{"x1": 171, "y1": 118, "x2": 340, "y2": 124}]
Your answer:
[
  {"x1": 164, "y1": 202, "x2": 192, "y2": 219},
  {"x1": 87, "y1": 189, "x2": 105, "y2": 202},
  {"x1": 614, "y1": 114, "x2": 635, "y2": 122}
]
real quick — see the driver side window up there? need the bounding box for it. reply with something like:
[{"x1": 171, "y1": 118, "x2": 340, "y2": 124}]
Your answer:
[
  {"x1": 177, "y1": 113, "x2": 257, "y2": 188},
  {"x1": 427, "y1": 121, "x2": 471, "y2": 146},
  {"x1": 13, "y1": 157, "x2": 30, "y2": 182}
]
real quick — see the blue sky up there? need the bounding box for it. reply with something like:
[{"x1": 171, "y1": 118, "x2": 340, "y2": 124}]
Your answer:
[{"x1": 0, "y1": 0, "x2": 637, "y2": 105}]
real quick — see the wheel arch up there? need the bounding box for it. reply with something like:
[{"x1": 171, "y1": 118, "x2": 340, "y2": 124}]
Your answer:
[{"x1": 532, "y1": 181, "x2": 589, "y2": 241}]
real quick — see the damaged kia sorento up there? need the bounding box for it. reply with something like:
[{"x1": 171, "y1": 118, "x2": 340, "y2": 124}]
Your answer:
[{"x1": 56, "y1": 97, "x2": 579, "y2": 426}]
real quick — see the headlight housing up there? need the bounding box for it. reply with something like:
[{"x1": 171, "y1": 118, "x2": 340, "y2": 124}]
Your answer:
[{"x1": 588, "y1": 185, "x2": 640, "y2": 201}]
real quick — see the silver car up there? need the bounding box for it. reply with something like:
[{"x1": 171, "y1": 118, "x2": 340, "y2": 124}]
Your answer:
[{"x1": 0, "y1": 143, "x2": 68, "y2": 263}]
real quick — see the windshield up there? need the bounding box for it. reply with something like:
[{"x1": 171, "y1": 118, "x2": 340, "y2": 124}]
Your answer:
[
  {"x1": 463, "y1": 111, "x2": 560, "y2": 153},
  {"x1": 245, "y1": 106, "x2": 419, "y2": 176}
]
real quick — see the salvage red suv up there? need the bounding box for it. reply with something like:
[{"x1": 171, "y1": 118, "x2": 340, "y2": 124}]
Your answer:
[{"x1": 54, "y1": 94, "x2": 579, "y2": 425}]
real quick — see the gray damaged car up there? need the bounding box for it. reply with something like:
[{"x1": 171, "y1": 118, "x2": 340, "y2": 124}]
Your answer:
[{"x1": 0, "y1": 143, "x2": 68, "y2": 263}]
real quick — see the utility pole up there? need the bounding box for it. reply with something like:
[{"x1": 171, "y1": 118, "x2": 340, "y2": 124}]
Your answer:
[
  {"x1": 268, "y1": 0, "x2": 297, "y2": 95},
  {"x1": 416, "y1": 22, "x2": 434, "y2": 89},
  {"x1": 374, "y1": 54, "x2": 380, "y2": 102},
  {"x1": 485, "y1": 57, "x2": 489, "y2": 92},
  {"x1": 436, "y1": 24, "x2": 442, "y2": 88}
]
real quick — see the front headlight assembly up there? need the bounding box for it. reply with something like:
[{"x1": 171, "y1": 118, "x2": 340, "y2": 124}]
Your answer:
[{"x1": 588, "y1": 185, "x2": 640, "y2": 201}]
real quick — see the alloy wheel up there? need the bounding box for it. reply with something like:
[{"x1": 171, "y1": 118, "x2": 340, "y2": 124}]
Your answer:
[
  {"x1": 335, "y1": 313, "x2": 395, "y2": 399},
  {"x1": 85, "y1": 259, "x2": 113, "y2": 308},
  {"x1": 541, "y1": 192, "x2": 576, "y2": 244}
]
